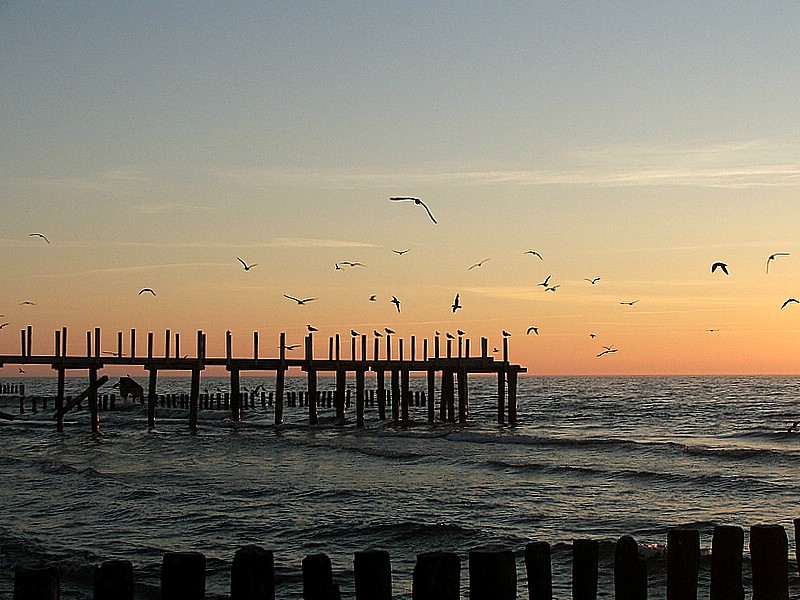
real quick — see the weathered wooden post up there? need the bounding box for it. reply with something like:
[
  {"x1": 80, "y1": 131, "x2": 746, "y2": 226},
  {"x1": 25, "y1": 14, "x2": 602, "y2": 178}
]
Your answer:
[
  {"x1": 401, "y1": 368, "x2": 410, "y2": 422},
  {"x1": 391, "y1": 369, "x2": 400, "y2": 422},
  {"x1": 27, "y1": 325, "x2": 33, "y2": 359},
  {"x1": 130, "y1": 328, "x2": 136, "y2": 358},
  {"x1": 376, "y1": 369, "x2": 386, "y2": 420},
  {"x1": 469, "y1": 546, "x2": 516, "y2": 600},
  {"x1": 335, "y1": 369, "x2": 346, "y2": 421},
  {"x1": 497, "y1": 368, "x2": 506, "y2": 424},
  {"x1": 56, "y1": 366, "x2": 66, "y2": 432},
  {"x1": 508, "y1": 368, "x2": 518, "y2": 424},
  {"x1": 413, "y1": 551, "x2": 460, "y2": 600},
  {"x1": 302, "y1": 553, "x2": 340, "y2": 600},
  {"x1": 14, "y1": 565, "x2": 59, "y2": 600},
  {"x1": 165, "y1": 328, "x2": 171, "y2": 360},
  {"x1": 524, "y1": 541, "x2": 552, "y2": 600},
  {"x1": 147, "y1": 368, "x2": 157, "y2": 428},
  {"x1": 189, "y1": 368, "x2": 200, "y2": 433},
  {"x1": 335, "y1": 333, "x2": 341, "y2": 361},
  {"x1": 117, "y1": 331, "x2": 123, "y2": 358},
  {"x1": 750, "y1": 524, "x2": 789, "y2": 600},
  {"x1": 667, "y1": 528, "x2": 699, "y2": 600},
  {"x1": 275, "y1": 333, "x2": 286, "y2": 425},
  {"x1": 457, "y1": 368, "x2": 469, "y2": 422},
  {"x1": 175, "y1": 331, "x2": 180, "y2": 359},
  {"x1": 354, "y1": 550, "x2": 392, "y2": 600},
  {"x1": 573, "y1": 539, "x2": 599, "y2": 600},
  {"x1": 710, "y1": 525, "x2": 743, "y2": 600},
  {"x1": 253, "y1": 331, "x2": 259, "y2": 360},
  {"x1": 306, "y1": 334, "x2": 318, "y2": 425},
  {"x1": 94, "y1": 559, "x2": 134, "y2": 600},
  {"x1": 89, "y1": 367, "x2": 100, "y2": 433},
  {"x1": 161, "y1": 551, "x2": 205, "y2": 600},
  {"x1": 426, "y1": 365, "x2": 436, "y2": 423},
  {"x1": 230, "y1": 367, "x2": 241, "y2": 422},
  {"x1": 614, "y1": 535, "x2": 646, "y2": 600},
  {"x1": 231, "y1": 545, "x2": 274, "y2": 600},
  {"x1": 356, "y1": 368, "x2": 365, "y2": 427},
  {"x1": 795, "y1": 519, "x2": 800, "y2": 578}
]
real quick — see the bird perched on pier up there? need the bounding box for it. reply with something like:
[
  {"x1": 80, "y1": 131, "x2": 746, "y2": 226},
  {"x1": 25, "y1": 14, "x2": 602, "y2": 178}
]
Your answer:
[
  {"x1": 385, "y1": 327, "x2": 395, "y2": 335},
  {"x1": 451, "y1": 293, "x2": 462, "y2": 313},
  {"x1": 389, "y1": 196, "x2": 437, "y2": 224},
  {"x1": 307, "y1": 324, "x2": 318, "y2": 332},
  {"x1": 373, "y1": 329, "x2": 383, "y2": 337},
  {"x1": 711, "y1": 261, "x2": 729, "y2": 275},
  {"x1": 526, "y1": 326, "x2": 539, "y2": 335},
  {"x1": 446, "y1": 332, "x2": 455, "y2": 340},
  {"x1": 28, "y1": 232, "x2": 50, "y2": 244},
  {"x1": 502, "y1": 330, "x2": 511, "y2": 337},
  {"x1": 391, "y1": 296, "x2": 401, "y2": 313},
  {"x1": 138, "y1": 288, "x2": 156, "y2": 296},
  {"x1": 350, "y1": 330, "x2": 359, "y2": 337},
  {"x1": 766, "y1": 252, "x2": 790, "y2": 274},
  {"x1": 284, "y1": 295, "x2": 316, "y2": 305},
  {"x1": 457, "y1": 329, "x2": 465, "y2": 336},
  {"x1": 237, "y1": 257, "x2": 257, "y2": 271}
]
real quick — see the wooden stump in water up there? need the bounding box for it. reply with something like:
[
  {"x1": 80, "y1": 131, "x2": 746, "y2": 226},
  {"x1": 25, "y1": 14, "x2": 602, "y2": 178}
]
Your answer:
[
  {"x1": 14, "y1": 565, "x2": 59, "y2": 600},
  {"x1": 231, "y1": 545, "x2": 274, "y2": 600},
  {"x1": 710, "y1": 525, "x2": 743, "y2": 600},
  {"x1": 614, "y1": 535, "x2": 646, "y2": 600},
  {"x1": 572, "y1": 539, "x2": 599, "y2": 600},
  {"x1": 469, "y1": 546, "x2": 516, "y2": 600},
  {"x1": 94, "y1": 559, "x2": 134, "y2": 600},
  {"x1": 524, "y1": 541, "x2": 552, "y2": 600},
  {"x1": 413, "y1": 551, "x2": 460, "y2": 600},
  {"x1": 667, "y1": 528, "x2": 699, "y2": 600},
  {"x1": 354, "y1": 550, "x2": 392, "y2": 600},
  {"x1": 750, "y1": 524, "x2": 789, "y2": 600},
  {"x1": 302, "y1": 553, "x2": 340, "y2": 600},
  {"x1": 161, "y1": 551, "x2": 206, "y2": 600}
]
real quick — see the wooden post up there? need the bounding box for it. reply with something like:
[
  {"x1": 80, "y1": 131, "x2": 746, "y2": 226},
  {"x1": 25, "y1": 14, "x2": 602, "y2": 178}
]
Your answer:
[
  {"x1": 466, "y1": 337, "x2": 471, "y2": 358},
  {"x1": 175, "y1": 332, "x2": 180, "y2": 359},
  {"x1": 524, "y1": 541, "x2": 551, "y2": 600},
  {"x1": 795, "y1": 519, "x2": 800, "y2": 582},
  {"x1": 710, "y1": 525, "x2": 743, "y2": 600},
  {"x1": 667, "y1": 528, "x2": 699, "y2": 600},
  {"x1": 94, "y1": 327, "x2": 101, "y2": 358},
  {"x1": 434, "y1": 334, "x2": 440, "y2": 359},
  {"x1": 89, "y1": 367, "x2": 99, "y2": 433},
  {"x1": 253, "y1": 331, "x2": 259, "y2": 360},
  {"x1": 497, "y1": 370, "x2": 506, "y2": 424},
  {"x1": 302, "y1": 553, "x2": 339, "y2": 600},
  {"x1": 148, "y1": 332, "x2": 154, "y2": 359},
  {"x1": 130, "y1": 328, "x2": 136, "y2": 358},
  {"x1": 94, "y1": 559, "x2": 134, "y2": 600},
  {"x1": 335, "y1": 369, "x2": 346, "y2": 421},
  {"x1": 426, "y1": 368, "x2": 435, "y2": 423},
  {"x1": 469, "y1": 546, "x2": 516, "y2": 600},
  {"x1": 377, "y1": 370, "x2": 386, "y2": 420},
  {"x1": 351, "y1": 335, "x2": 356, "y2": 360},
  {"x1": 356, "y1": 368, "x2": 365, "y2": 427},
  {"x1": 56, "y1": 367, "x2": 66, "y2": 432},
  {"x1": 361, "y1": 334, "x2": 367, "y2": 362},
  {"x1": 373, "y1": 337, "x2": 379, "y2": 361},
  {"x1": 508, "y1": 369, "x2": 518, "y2": 424},
  {"x1": 27, "y1": 325, "x2": 32, "y2": 359},
  {"x1": 231, "y1": 545, "x2": 274, "y2": 600},
  {"x1": 386, "y1": 335, "x2": 392, "y2": 361},
  {"x1": 328, "y1": 336, "x2": 334, "y2": 360},
  {"x1": 62, "y1": 326, "x2": 67, "y2": 356},
  {"x1": 391, "y1": 369, "x2": 400, "y2": 422},
  {"x1": 400, "y1": 369, "x2": 410, "y2": 422},
  {"x1": 572, "y1": 539, "x2": 599, "y2": 600},
  {"x1": 308, "y1": 369, "x2": 318, "y2": 425},
  {"x1": 189, "y1": 368, "x2": 200, "y2": 433},
  {"x1": 14, "y1": 565, "x2": 59, "y2": 600},
  {"x1": 275, "y1": 333, "x2": 286, "y2": 425},
  {"x1": 117, "y1": 331, "x2": 123, "y2": 358},
  {"x1": 161, "y1": 551, "x2": 206, "y2": 600},
  {"x1": 165, "y1": 328, "x2": 171, "y2": 360},
  {"x1": 335, "y1": 333, "x2": 340, "y2": 361},
  {"x1": 423, "y1": 338, "x2": 429, "y2": 360},
  {"x1": 457, "y1": 368, "x2": 468, "y2": 422},
  {"x1": 354, "y1": 550, "x2": 392, "y2": 600},
  {"x1": 147, "y1": 369, "x2": 157, "y2": 427},
  {"x1": 85, "y1": 329, "x2": 91, "y2": 357},
  {"x1": 226, "y1": 330, "x2": 232, "y2": 364},
  {"x1": 614, "y1": 535, "x2": 646, "y2": 600},
  {"x1": 411, "y1": 335, "x2": 416, "y2": 361},
  {"x1": 458, "y1": 336, "x2": 463, "y2": 358},
  {"x1": 750, "y1": 524, "x2": 789, "y2": 600},
  {"x1": 481, "y1": 337, "x2": 488, "y2": 358},
  {"x1": 413, "y1": 551, "x2": 460, "y2": 600},
  {"x1": 502, "y1": 336, "x2": 509, "y2": 362},
  {"x1": 231, "y1": 368, "x2": 241, "y2": 422}
]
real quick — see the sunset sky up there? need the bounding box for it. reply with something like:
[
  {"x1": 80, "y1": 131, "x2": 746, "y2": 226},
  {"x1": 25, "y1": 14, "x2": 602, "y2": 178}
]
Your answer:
[{"x1": 3, "y1": 2, "x2": 800, "y2": 376}]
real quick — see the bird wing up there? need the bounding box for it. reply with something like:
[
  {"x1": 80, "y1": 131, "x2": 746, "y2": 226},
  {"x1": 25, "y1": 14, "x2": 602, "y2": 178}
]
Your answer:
[
  {"x1": 237, "y1": 257, "x2": 247, "y2": 268},
  {"x1": 418, "y1": 200, "x2": 437, "y2": 224},
  {"x1": 283, "y1": 294, "x2": 300, "y2": 302}
]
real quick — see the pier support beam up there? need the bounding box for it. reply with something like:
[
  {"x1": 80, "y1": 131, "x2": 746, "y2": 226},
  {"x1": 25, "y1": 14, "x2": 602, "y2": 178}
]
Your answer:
[
  {"x1": 355, "y1": 369, "x2": 365, "y2": 427},
  {"x1": 147, "y1": 369, "x2": 157, "y2": 428}
]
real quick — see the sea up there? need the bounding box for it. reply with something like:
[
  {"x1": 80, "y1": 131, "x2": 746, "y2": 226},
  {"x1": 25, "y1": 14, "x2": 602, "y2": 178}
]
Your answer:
[{"x1": 1, "y1": 374, "x2": 799, "y2": 599}]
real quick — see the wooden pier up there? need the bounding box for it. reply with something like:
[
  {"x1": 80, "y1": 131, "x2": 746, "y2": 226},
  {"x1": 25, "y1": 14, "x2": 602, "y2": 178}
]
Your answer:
[{"x1": 0, "y1": 326, "x2": 526, "y2": 432}]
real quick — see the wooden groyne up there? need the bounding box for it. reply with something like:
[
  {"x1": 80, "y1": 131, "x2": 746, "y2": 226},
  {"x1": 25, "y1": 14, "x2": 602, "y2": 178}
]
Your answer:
[
  {"x1": 12, "y1": 520, "x2": 800, "y2": 599},
  {"x1": 0, "y1": 326, "x2": 526, "y2": 433}
]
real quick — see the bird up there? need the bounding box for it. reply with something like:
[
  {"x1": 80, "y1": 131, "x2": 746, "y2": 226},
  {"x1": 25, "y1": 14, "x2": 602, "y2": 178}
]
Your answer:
[
  {"x1": 502, "y1": 330, "x2": 511, "y2": 337},
  {"x1": 711, "y1": 262, "x2": 729, "y2": 275},
  {"x1": 138, "y1": 288, "x2": 156, "y2": 296},
  {"x1": 334, "y1": 263, "x2": 342, "y2": 270},
  {"x1": 283, "y1": 344, "x2": 300, "y2": 350},
  {"x1": 468, "y1": 258, "x2": 491, "y2": 271},
  {"x1": 391, "y1": 296, "x2": 401, "y2": 313},
  {"x1": 589, "y1": 333, "x2": 596, "y2": 338},
  {"x1": 788, "y1": 420, "x2": 800, "y2": 433},
  {"x1": 373, "y1": 329, "x2": 383, "y2": 337},
  {"x1": 538, "y1": 275, "x2": 551, "y2": 287},
  {"x1": 492, "y1": 347, "x2": 500, "y2": 353},
  {"x1": 392, "y1": 249, "x2": 410, "y2": 255},
  {"x1": 706, "y1": 328, "x2": 719, "y2": 332},
  {"x1": 368, "y1": 294, "x2": 377, "y2": 302},
  {"x1": 525, "y1": 250, "x2": 543, "y2": 260},
  {"x1": 18, "y1": 368, "x2": 25, "y2": 374},
  {"x1": 237, "y1": 257, "x2": 257, "y2": 271},
  {"x1": 545, "y1": 285, "x2": 560, "y2": 292},
  {"x1": 340, "y1": 261, "x2": 365, "y2": 267},
  {"x1": 28, "y1": 233, "x2": 50, "y2": 244},
  {"x1": 284, "y1": 295, "x2": 316, "y2": 305},
  {"x1": 526, "y1": 326, "x2": 539, "y2": 335},
  {"x1": 390, "y1": 196, "x2": 437, "y2": 224},
  {"x1": 457, "y1": 329, "x2": 465, "y2": 336},
  {"x1": 446, "y1": 332, "x2": 455, "y2": 340},
  {"x1": 781, "y1": 298, "x2": 799, "y2": 309},
  {"x1": 585, "y1": 277, "x2": 601, "y2": 285},
  {"x1": 451, "y1": 293, "x2": 462, "y2": 313},
  {"x1": 597, "y1": 346, "x2": 618, "y2": 357},
  {"x1": 19, "y1": 300, "x2": 36, "y2": 305},
  {"x1": 766, "y1": 252, "x2": 790, "y2": 274},
  {"x1": 307, "y1": 324, "x2": 318, "y2": 332},
  {"x1": 384, "y1": 327, "x2": 395, "y2": 335},
  {"x1": 0, "y1": 323, "x2": 9, "y2": 329},
  {"x1": 620, "y1": 300, "x2": 639, "y2": 306},
  {"x1": 351, "y1": 330, "x2": 359, "y2": 337}
]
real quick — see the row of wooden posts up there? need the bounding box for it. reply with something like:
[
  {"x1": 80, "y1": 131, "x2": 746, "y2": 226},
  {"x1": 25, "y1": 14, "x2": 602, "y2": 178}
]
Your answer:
[
  {"x1": 12, "y1": 522, "x2": 800, "y2": 600},
  {"x1": 2, "y1": 326, "x2": 526, "y2": 433}
]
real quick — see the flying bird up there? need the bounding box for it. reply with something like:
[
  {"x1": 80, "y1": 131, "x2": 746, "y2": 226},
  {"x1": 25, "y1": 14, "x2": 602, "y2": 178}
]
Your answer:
[
  {"x1": 283, "y1": 344, "x2": 300, "y2": 350},
  {"x1": 525, "y1": 250, "x2": 543, "y2": 260},
  {"x1": 340, "y1": 261, "x2": 365, "y2": 267},
  {"x1": 589, "y1": 333, "x2": 596, "y2": 338},
  {"x1": 538, "y1": 275, "x2": 552, "y2": 287},
  {"x1": 781, "y1": 298, "x2": 799, "y2": 309},
  {"x1": 526, "y1": 326, "x2": 539, "y2": 335},
  {"x1": 0, "y1": 323, "x2": 8, "y2": 329},
  {"x1": 389, "y1": 196, "x2": 437, "y2": 224},
  {"x1": 585, "y1": 277, "x2": 601, "y2": 285},
  {"x1": 307, "y1": 324, "x2": 318, "y2": 332},
  {"x1": 788, "y1": 420, "x2": 800, "y2": 433},
  {"x1": 620, "y1": 300, "x2": 639, "y2": 306},
  {"x1": 451, "y1": 293, "x2": 462, "y2": 313},
  {"x1": 468, "y1": 258, "x2": 491, "y2": 271},
  {"x1": 368, "y1": 294, "x2": 377, "y2": 302},
  {"x1": 138, "y1": 288, "x2": 156, "y2": 296},
  {"x1": 19, "y1": 300, "x2": 36, "y2": 305},
  {"x1": 711, "y1": 262, "x2": 729, "y2": 275},
  {"x1": 545, "y1": 285, "x2": 560, "y2": 292},
  {"x1": 284, "y1": 295, "x2": 316, "y2": 305},
  {"x1": 766, "y1": 252, "x2": 790, "y2": 274},
  {"x1": 237, "y1": 257, "x2": 257, "y2": 271},
  {"x1": 29, "y1": 233, "x2": 50, "y2": 244},
  {"x1": 391, "y1": 296, "x2": 401, "y2": 313},
  {"x1": 597, "y1": 346, "x2": 618, "y2": 358},
  {"x1": 334, "y1": 263, "x2": 342, "y2": 270},
  {"x1": 392, "y1": 249, "x2": 410, "y2": 255}
]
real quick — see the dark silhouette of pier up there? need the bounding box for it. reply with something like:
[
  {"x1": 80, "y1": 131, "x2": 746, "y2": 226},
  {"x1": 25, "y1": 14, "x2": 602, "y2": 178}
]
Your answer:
[{"x1": 1, "y1": 326, "x2": 526, "y2": 433}]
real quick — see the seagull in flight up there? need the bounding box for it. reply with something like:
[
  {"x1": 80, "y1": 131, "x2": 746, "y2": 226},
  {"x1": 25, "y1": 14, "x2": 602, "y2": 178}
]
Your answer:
[
  {"x1": 589, "y1": 333, "x2": 596, "y2": 338},
  {"x1": 788, "y1": 420, "x2": 800, "y2": 433},
  {"x1": 620, "y1": 299, "x2": 639, "y2": 306},
  {"x1": 138, "y1": 288, "x2": 156, "y2": 296},
  {"x1": 19, "y1": 300, "x2": 36, "y2": 305},
  {"x1": 282, "y1": 344, "x2": 300, "y2": 351},
  {"x1": 368, "y1": 294, "x2": 377, "y2": 302},
  {"x1": 237, "y1": 257, "x2": 257, "y2": 271},
  {"x1": 451, "y1": 293, "x2": 462, "y2": 313},
  {"x1": 585, "y1": 277, "x2": 601, "y2": 285},
  {"x1": 766, "y1": 252, "x2": 790, "y2": 274},
  {"x1": 0, "y1": 322, "x2": 9, "y2": 329},
  {"x1": 781, "y1": 298, "x2": 799, "y2": 309},
  {"x1": 389, "y1": 196, "x2": 437, "y2": 224},
  {"x1": 525, "y1": 250, "x2": 543, "y2": 260},
  {"x1": 392, "y1": 249, "x2": 410, "y2": 255},
  {"x1": 284, "y1": 295, "x2": 316, "y2": 305},
  {"x1": 538, "y1": 275, "x2": 551, "y2": 288},
  {"x1": 597, "y1": 346, "x2": 618, "y2": 357},
  {"x1": 29, "y1": 232, "x2": 50, "y2": 244},
  {"x1": 468, "y1": 258, "x2": 491, "y2": 271},
  {"x1": 391, "y1": 295, "x2": 401, "y2": 313},
  {"x1": 711, "y1": 262, "x2": 729, "y2": 275},
  {"x1": 545, "y1": 285, "x2": 560, "y2": 292},
  {"x1": 526, "y1": 326, "x2": 539, "y2": 335},
  {"x1": 340, "y1": 261, "x2": 365, "y2": 267}
]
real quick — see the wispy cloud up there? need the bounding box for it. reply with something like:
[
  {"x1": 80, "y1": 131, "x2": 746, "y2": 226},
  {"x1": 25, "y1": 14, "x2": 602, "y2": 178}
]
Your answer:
[{"x1": 38, "y1": 262, "x2": 227, "y2": 278}]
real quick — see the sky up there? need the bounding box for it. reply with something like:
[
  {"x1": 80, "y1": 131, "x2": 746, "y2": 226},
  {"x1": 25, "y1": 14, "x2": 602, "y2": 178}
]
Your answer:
[{"x1": 2, "y1": 1, "x2": 800, "y2": 376}]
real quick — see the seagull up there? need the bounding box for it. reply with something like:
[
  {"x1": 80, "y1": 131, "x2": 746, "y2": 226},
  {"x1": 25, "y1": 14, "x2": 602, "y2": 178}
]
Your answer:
[
  {"x1": 19, "y1": 300, "x2": 36, "y2": 305},
  {"x1": 340, "y1": 261, "x2": 365, "y2": 267},
  {"x1": 0, "y1": 323, "x2": 9, "y2": 329},
  {"x1": 585, "y1": 277, "x2": 601, "y2": 285},
  {"x1": 545, "y1": 285, "x2": 560, "y2": 292},
  {"x1": 492, "y1": 347, "x2": 500, "y2": 353},
  {"x1": 589, "y1": 333, "x2": 596, "y2": 338},
  {"x1": 19, "y1": 368, "x2": 25, "y2": 374},
  {"x1": 711, "y1": 262, "x2": 729, "y2": 275},
  {"x1": 390, "y1": 196, "x2": 437, "y2": 224},
  {"x1": 525, "y1": 250, "x2": 543, "y2": 260},
  {"x1": 706, "y1": 328, "x2": 719, "y2": 332},
  {"x1": 502, "y1": 330, "x2": 511, "y2": 337},
  {"x1": 138, "y1": 288, "x2": 156, "y2": 296},
  {"x1": 373, "y1": 329, "x2": 383, "y2": 337},
  {"x1": 620, "y1": 300, "x2": 639, "y2": 306},
  {"x1": 237, "y1": 257, "x2": 257, "y2": 271},
  {"x1": 385, "y1": 327, "x2": 395, "y2": 335},
  {"x1": 468, "y1": 258, "x2": 491, "y2": 271},
  {"x1": 597, "y1": 346, "x2": 618, "y2": 358},
  {"x1": 451, "y1": 293, "x2": 462, "y2": 313},
  {"x1": 334, "y1": 263, "x2": 342, "y2": 270},
  {"x1": 538, "y1": 275, "x2": 551, "y2": 287},
  {"x1": 446, "y1": 332, "x2": 455, "y2": 340},
  {"x1": 788, "y1": 420, "x2": 800, "y2": 433},
  {"x1": 29, "y1": 232, "x2": 50, "y2": 244},
  {"x1": 766, "y1": 252, "x2": 790, "y2": 274},
  {"x1": 368, "y1": 294, "x2": 377, "y2": 302},
  {"x1": 781, "y1": 298, "x2": 799, "y2": 309},
  {"x1": 391, "y1": 296, "x2": 401, "y2": 313},
  {"x1": 282, "y1": 344, "x2": 300, "y2": 350},
  {"x1": 392, "y1": 249, "x2": 410, "y2": 255},
  {"x1": 457, "y1": 329, "x2": 465, "y2": 336},
  {"x1": 351, "y1": 330, "x2": 359, "y2": 337},
  {"x1": 307, "y1": 324, "x2": 318, "y2": 332},
  {"x1": 526, "y1": 326, "x2": 539, "y2": 335},
  {"x1": 284, "y1": 295, "x2": 316, "y2": 305}
]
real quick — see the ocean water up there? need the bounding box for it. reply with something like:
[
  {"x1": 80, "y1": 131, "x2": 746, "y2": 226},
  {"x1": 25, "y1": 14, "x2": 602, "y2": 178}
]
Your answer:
[{"x1": 1, "y1": 374, "x2": 799, "y2": 599}]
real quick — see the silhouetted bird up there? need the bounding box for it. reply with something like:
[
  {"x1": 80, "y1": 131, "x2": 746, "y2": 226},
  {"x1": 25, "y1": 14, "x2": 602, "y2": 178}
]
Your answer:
[
  {"x1": 28, "y1": 232, "x2": 50, "y2": 244},
  {"x1": 385, "y1": 327, "x2": 395, "y2": 335},
  {"x1": 237, "y1": 257, "x2": 257, "y2": 271},
  {"x1": 340, "y1": 261, "x2": 364, "y2": 267},
  {"x1": 457, "y1": 329, "x2": 465, "y2": 336},
  {"x1": 766, "y1": 252, "x2": 790, "y2": 274},
  {"x1": 389, "y1": 197, "x2": 437, "y2": 224},
  {"x1": 597, "y1": 346, "x2": 618, "y2": 357},
  {"x1": 788, "y1": 420, "x2": 800, "y2": 432},
  {"x1": 391, "y1": 296, "x2": 401, "y2": 313},
  {"x1": 392, "y1": 249, "x2": 410, "y2": 255},
  {"x1": 0, "y1": 323, "x2": 9, "y2": 329},
  {"x1": 284, "y1": 295, "x2": 316, "y2": 305},
  {"x1": 446, "y1": 332, "x2": 455, "y2": 340},
  {"x1": 781, "y1": 298, "x2": 799, "y2": 309},
  {"x1": 585, "y1": 277, "x2": 601, "y2": 284},
  {"x1": 138, "y1": 288, "x2": 156, "y2": 296},
  {"x1": 526, "y1": 326, "x2": 539, "y2": 335},
  {"x1": 307, "y1": 324, "x2": 318, "y2": 332},
  {"x1": 525, "y1": 250, "x2": 543, "y2": 260},
  {"x1": 351, "y1": 330, "x2": 359, "y2": 337},
  {"x1": 373, "y1": 329, "x2": 383, "y2": 337},
  {"x1": 19, "y1": 300, "x2": 36, "y2": 305},
  {"x1": 620, "y1": 300, "x2": 639, "y2": 306},
  {"x1": 711, "y1": 262, "x2": 729, "y2": 275},
  {"x1": 369, "y1": 294, "x2": 377, "y2": 301},
  {"x1": 451, "y1": 293, "x2": 462, "y2": 313},
  {"x1": 502, "y1": 330, "x2": 511, "y2": 337},
  {"x1": 468, "y1": 258, "x2": 491, "y2": 271},
  {"x1": 538, "y1": 275, "x2": 551, "y2": 287}
]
